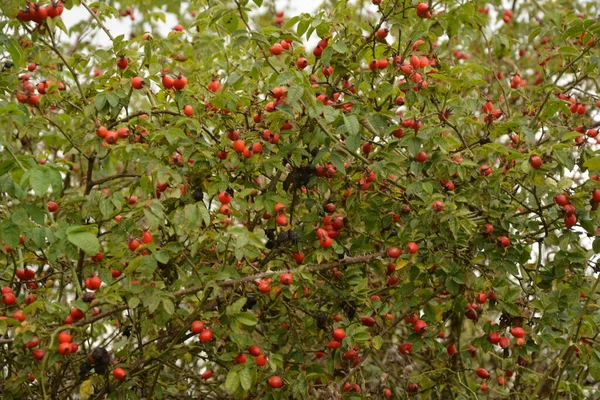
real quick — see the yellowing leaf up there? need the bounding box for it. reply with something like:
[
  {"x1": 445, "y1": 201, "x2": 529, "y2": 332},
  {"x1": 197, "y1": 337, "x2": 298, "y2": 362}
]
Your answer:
[
  {"x1": 395, "y1": 259, "x2": 409, "y2": 270},
  {"x1": 79, "y1": 380, "x2": 94, "y2": 400}
]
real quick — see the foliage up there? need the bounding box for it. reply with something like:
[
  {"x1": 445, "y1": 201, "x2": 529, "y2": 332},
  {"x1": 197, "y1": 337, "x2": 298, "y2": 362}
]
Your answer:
[{"x1": 1, "y1": 0, "x2": 600, "y2": 398}]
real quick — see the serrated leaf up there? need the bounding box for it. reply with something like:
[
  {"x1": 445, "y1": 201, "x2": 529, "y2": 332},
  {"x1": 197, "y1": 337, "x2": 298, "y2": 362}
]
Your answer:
[
  {"x1": 372, "y1": 335, "x2": 383, "y2": 350},
  {"x1": 237, "y1": 311, "x2": 257, "y2": 326},
  {"x1": 162, "y1": 298, "x2": 175, "y2": 315},
  {"x1": 239, "y1": 368, "x2": 252, "y2": 391},
  {"x1": 346, "y1": 133, "x2": 361, "y2": 153},
  {"x1": 79, "y1": 379, "x2": 94, "y2": 400},
  {"x1": 225, "y1": 370, "x2": 240, "y2": 394},
  {"x1": 343, "y1": 114, "x2": 359, "y2": 136},
  {"x1": 29, "y1": 167, "x2": 50, "y2": 196},
  {"x1": 593, "y1": 238, "x2": 600, "y2": 254},
  {"x1": 67, "y1": 230, "x2": 100, "y2": 255},
  {"x1": 287, "y1": 84, "x2": 304, "y2": 104},
  {"x1": 226, "y1": 297, "x2": 247, "y2": 316},
  {"x1": 583, "y1": 157, "x2": 600, "y2": 171},
  {"x1": 128, "y1": 297, "x2": 140, "y2": 309},
  {"x1": 329, "y1": 151, "x2": 346, "y2": 176}
]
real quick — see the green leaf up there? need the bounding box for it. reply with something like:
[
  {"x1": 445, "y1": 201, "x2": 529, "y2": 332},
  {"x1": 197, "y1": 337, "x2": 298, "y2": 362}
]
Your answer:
[
  {"x1": 372, "y1": 335, "x2": 383, "y2": 350},
  {"x1": 162, "y1": 298, "x2": 175, "y2": 315},
  {"x1": 67, "y1": 230, "x2": 100, "y2": 255},
  {"x1": 28, "y1": 167, "x2": 50, "y2": 196},
  {"x1": 287, "y1": 84, "x2": 304, "y2": 104},
  {"x1": 343, "y1": 114, "x2": 359, "y2": 136},
  {"x1": 329, "y1": 151, "x2": 346, "y2": 176},
  {"x1": 128, "y1": 297, "x2": 140, "y2": 309},
  {"x1": 226, "y1": 297, "x2": 247, "y2": 316},
  {"x1": 332, "y1": 40, "x2": 347, "y2": 53},
  {"x1": 237, "y1": 311, "x2": 258, "y2": 326},
  {"x1": 583, "y1": 157, "x2": 600, "y2": 171},
  {"x1": 225, "y1": 370, "x2": 240, "y2": 394},
  {"x1": 239, "y1": 368, "x2": 252, "y2": 391},
  {"x1": 593, "y1": 238, "x2": 600, "y2": 254}
]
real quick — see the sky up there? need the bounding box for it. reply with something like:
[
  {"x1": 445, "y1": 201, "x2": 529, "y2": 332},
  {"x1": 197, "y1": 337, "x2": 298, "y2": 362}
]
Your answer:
[{"x1": 63, "y1": 1, "x2": 324, "y2": 43}]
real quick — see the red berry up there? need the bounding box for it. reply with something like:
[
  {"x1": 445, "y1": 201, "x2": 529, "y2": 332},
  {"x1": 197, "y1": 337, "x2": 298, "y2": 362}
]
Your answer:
[
  {"x1": 200, "y1": 370, "x2": 213, "y2": 380},
  {"x1": 47, "y1": 201, "x2": 58, "y2": 213},
  {"x1": 399, "y1": 342, "x2": 413, "y2": 354},
  {"x1": 279, "y1": 273, "x2": 293, "y2": 285},
  {"x1": 510, "y1": 327, "x2": 525, "y2": 338},
  {"x1": 256, "y1": 354, "x2": 268, "y2": 366},
  {"x1": 191, "y1": 320, "x2": 205, "y2": 333},
  {"x1": 414, "y1": 319, "x2": 427, "y2": 334},
  {"x1": 173, "y1": 75, "x2": 188, "y2": 90},
  {"x1": 269, "y1": 43, "x2": 283, "y2": 55},
  {"x1": 249, "y1": 345, "x2": 262, "y2": 356},
  {"x1": 58, "y1": 342, "x2": 71, "y2": 356},
  {"x1": 113, "y1": 368, "x2": 126, "y2": 380},
  {"x1": 131, "y1": 76, "x2": 144, "y2": 89},
  {"x1": 32, "y1": 349, "x2": 45, "y2": 360},
  {"x1": 530, "y1": 156, "x2": 543, "y2": 169},
  {"x1": 387, "y1": 247, "x2": 401, "y2": 258},
  {"x1": 476, "y1": 368, "x2": 489, "y2": 379},
  {"x1": 116, "y1": 56, "x2": 128, "y2": 70},
  {"x1": 332, "y1": 328, "x2": 346, "y2": 341},
  {"x1": 267, "y1": 375, "x2": 284, "y2": 388},
  {"x1": 296, "y1": 57, "x2": 308, "y2": 69},
  {"x1": 199, "y1": 329, "x2": 213, "y2": 342}
]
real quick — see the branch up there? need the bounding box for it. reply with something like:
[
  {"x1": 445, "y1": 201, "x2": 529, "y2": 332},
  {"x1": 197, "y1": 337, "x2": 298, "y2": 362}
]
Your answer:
[
  {"x1": 80, "y1": 0, "x2": 115, "y2": 41},
  {"x1": 529, "y1": 41, "x2": 597, "y2": 128}
]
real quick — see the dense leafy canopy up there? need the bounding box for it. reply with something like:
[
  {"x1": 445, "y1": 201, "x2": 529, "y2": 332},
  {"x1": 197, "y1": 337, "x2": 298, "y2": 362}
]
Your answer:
[{"x1": 1, "y1": 0, "x2": 600, "y2": 398}]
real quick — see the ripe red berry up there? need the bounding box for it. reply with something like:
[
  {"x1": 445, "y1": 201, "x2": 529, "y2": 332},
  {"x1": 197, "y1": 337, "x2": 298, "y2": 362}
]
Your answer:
[
  {"x1": 169, "y1": 75, "x2": 186, "y2": 91},
  {"x1": 406, "y1": 242, "x2": 418, "y2": 254},
  {"x1": 200, "y1": 370, "x2": 213, "y2": 380},
  {"x1": 399, "y1": 342, "x2": 413, "y2": 354},
  {"x1": 510, "y1": 327, "x2": 525, "y2": 338},
  {"x1": 447, "y1": 344, "x2": 457, "y2": 356},
  {"x1": 128, "y1": 239, "x2": 141, "y2": 251},
  {"x1": 267, "y1": 375, "x2": 284, "y2": 388},
  {"x1": 234, "y1": 353, "x2": 247, "y2": 364},
  {"x1": 280, "y1": 273, "x2": 293, "y2": 285},
  {"x1": 116, "y1": 56, "x2": 128, "y2": 70},
  {"x1": 131, "y1": 76, "x2": 144, "y2": 89},
  {"x1": 296, "y1": 57, "x2": 308, "y2": 70},
  {"x1": 387, "y1": 247, "x2": 401, "y2": 258},
  {"x1": 269, "y1": 43, "x2": 283, "y2": 55},
  {"x1": 58, "y1": 342, "x2": 71, "y2": 356},
  {"x1": 414, "y1": 319, "x2": 427, "y2": 334},
  {"x1": 530, "y1": 156, "x2": 543, "y2": 169},
  {"x1": 476, "y1": 368, "x2": 490, "y2": 379},
  {"x1": 162, "y1": 74, "x2": 175, "y2": 89},
  {"x1": 248, "y1": 345, "x2": 262, "y2": 356},
  {"x1": 256, "y1": 354, "x2": 268, "y2": 366},
  {"x1": 497, "y1": 236, "x2": 510, "y2": 248},
  {"x1": 416, "y1": 3, "x2": 429, "y2": 18},
  {"x1": 275, "y1": 213, "x2": 288, "y2": 226},
  {"x1": 199, "y1": 328, "x2": 213, "y2": 342},
  {"x1": 191, "y1": 320, "x2": 205, "y2": 333},
  {"x1": 58, "y1": 331, "x2": 72, "y2": 343},
  {"x1": 85, "y1": 276, "x2": 102, "y2": 291},
  {"x1": 415, "y1": 152, "x2": 428, "y2": 163},
  {"x1": 47, "y1": 201, "x2": 58, "y2": 213},
  {"x1": 332, "y1": 328, "x2": 346, "y2": 341},
  {"x1": 488, "y1": 332, "x2": 501, "y2": 344},
  {"x1": 113, "y1": 368, "x2": 126, "y2": 380},
  {"x1": 141, "y1": 230, "x2": 153, "y2": 244},
  {"x1": 32, "y1": 349, "x2": 46, "y2": 360},
  {"x1": 183, "y1": 104, "x2": 194, "y2": 116},
  {"x1": 432, "y1": 200, "x2": 444, "y2": 212}
]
